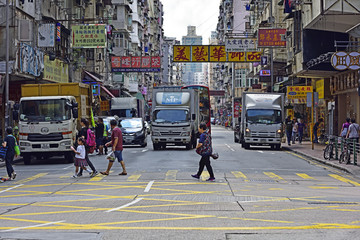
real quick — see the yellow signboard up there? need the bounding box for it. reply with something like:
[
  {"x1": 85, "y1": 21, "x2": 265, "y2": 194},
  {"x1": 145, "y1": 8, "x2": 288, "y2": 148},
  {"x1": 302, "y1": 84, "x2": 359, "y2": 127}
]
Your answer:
[
  {"x1": 209, "y1": 46, "x2": 227, "y2": 62},
  {"x1": 71, "y1": 24, "x2": 106, "y2": 48},
  {"x1": 173, "y1": 46, "x2": 191, "y2": 62},
  {"x1": 43, "y1": 55, "x2": 69, "y2": 83},
  {"x1": 316, "y1": 79, "x2": 324, "y2": 99},
  {"x1": 228, "y1": 52, "x2": 246, "y2": 62},
  {"x1": 287, "y1": 86, "x2": 313, "y2": 99},
  {"x1": 192, "y1": 46, "x2": 209, "y2": 62}
]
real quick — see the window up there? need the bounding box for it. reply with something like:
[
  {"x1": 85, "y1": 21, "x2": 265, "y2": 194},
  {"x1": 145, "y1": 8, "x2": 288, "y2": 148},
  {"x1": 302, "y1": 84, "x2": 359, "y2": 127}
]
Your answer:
[
  {"x1": 235, "y1": 69, "x2": 248, "y2": 88},
  {"x1": 114, "y1": 33, "x2": 124, "y2": 48}
]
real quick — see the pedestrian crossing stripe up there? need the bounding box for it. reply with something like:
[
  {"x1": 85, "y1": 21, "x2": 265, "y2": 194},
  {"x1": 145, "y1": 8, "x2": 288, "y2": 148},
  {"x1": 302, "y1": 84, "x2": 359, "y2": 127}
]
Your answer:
[
  {"x1": 201, "y1": 171, "x2": 209, "y2": 181},
  {"x1": 231, "y1": 171, "x2": 249, "y2": 181},
  {"x1": 165, "y1": 170, "x2": 178, "y2": 181},
  {"x1": 329, "y1": 174, "x2": 360, "y2": 186},
  {"x1": 89, "y1": 171, "x2": 113, "y2": 182},
  {"x1": 263, "y1": 172, "x2": 286, "y2": 182},
  {"x1": 14, "y1": 173, "x2": 48, "y2": 185},
  {"x1": 127, "y1": 174, "x2": 141, "y2": 181},
  {"x1": 296, "y1": 173, "x2": 316, "y2": 180}
]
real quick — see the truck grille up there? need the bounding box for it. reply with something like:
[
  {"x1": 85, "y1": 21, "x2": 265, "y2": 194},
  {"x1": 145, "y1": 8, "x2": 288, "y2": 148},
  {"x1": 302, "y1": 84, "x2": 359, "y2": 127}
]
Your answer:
[
  {"x1": 251, "y1": 132, "x2": 276, "y2": 138},
  {"x1": 160, "y1": 131, "x2": 182, "y2": 136},
  {"x1": 28, "y1": 133, "x2": 63, "y2": 142}
]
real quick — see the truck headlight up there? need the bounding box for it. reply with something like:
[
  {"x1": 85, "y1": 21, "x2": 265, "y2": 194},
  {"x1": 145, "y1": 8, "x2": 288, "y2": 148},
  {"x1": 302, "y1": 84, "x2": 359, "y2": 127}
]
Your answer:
[
  {"x1": 20, "y1": 142, "x2": 30, "y2": 146},
  {"x1": 181, "y1": 131, "x2": 190, "y2": 136},
  {"x1": 152, "y1": 132, "x2": 160, "y2": 136},
  {"x1": 245, "y1": 128, "x2": 251, "y2": 137},
  {"x1": 60, "y1": 140, "x2": 72, "y2": 146},
  {"x1": 276, "y1": 129, "x2": 282, "y2": 137}
]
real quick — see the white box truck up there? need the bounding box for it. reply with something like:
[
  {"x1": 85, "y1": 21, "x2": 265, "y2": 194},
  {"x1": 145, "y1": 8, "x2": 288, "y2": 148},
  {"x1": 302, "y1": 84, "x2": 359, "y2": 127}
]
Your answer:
[
  {"x1": 240, "y1": 92, "x2": 284, "y2": 150},
  {"x1": 151, "y1": 87, "x2": 200, "y2": 150}
]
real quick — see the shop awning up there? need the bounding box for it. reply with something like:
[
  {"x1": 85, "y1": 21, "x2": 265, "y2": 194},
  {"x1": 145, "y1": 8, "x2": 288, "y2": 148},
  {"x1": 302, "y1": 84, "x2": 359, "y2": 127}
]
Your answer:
[
  {"x1": 101, "y1": 86, "x2": 115, "y2": 98},
  {"x1": 84, "y1": 70, "x2": 102, "y2": 83}
]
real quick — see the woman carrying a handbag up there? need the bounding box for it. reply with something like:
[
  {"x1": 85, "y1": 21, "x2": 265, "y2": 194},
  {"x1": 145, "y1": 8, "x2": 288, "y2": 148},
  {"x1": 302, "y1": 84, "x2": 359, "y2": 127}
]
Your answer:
[
  {"x1": 1, "y1": 127, "x2": 17, "y2": 180},
  {"x1": 192, "y1": 122, "x2": 215, "y2": 182}
]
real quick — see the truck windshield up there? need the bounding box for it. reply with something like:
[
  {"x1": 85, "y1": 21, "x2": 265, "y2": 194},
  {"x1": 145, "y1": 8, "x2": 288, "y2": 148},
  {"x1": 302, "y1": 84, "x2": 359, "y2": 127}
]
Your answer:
[
  {"x1": 153, "y1": 110, "x2": 190, "y2": 123},
  {"x1": 19, "y1": 99, "x2": 71, "y2": 122},
  {"x1": 247, "y1": 109, "x2": 282, "y2": 124}
]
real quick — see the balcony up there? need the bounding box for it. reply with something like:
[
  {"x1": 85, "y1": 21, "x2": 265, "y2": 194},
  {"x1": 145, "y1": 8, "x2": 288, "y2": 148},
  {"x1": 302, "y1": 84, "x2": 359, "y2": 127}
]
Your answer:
[{"x1": 303, "y1": 0, "x2": 360, "y2": 33}]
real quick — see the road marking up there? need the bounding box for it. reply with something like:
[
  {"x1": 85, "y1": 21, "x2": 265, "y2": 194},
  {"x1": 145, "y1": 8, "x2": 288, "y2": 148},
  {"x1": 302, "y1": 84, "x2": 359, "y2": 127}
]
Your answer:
[
  {"x1": 231, "y1": 171, "x2": 249, "y2": 182},
  {"x1": 62, "y1": 165, "x2": 73, "y2": 170},
  {"x1": 0, "y1": 184, "x2": 23, "y2": 194},
  {"x1": 59, "y1": 172, "x2": 73, "y2": 179},
  {"x1": 225, "y1": 144, "x2": 235, "y2": 151},
  {"x1": 144, "y1": 181, "x2": 154, "y2": 192},
  {"x1": 257, "y1": 151, "x2": 264, "y2": 153},
  {"x1": 201, "y1": 171, "x2": 210, "y2": 181},
  {"x1": 165, "y1": 170, "x2": 177, "y2": 181},
  {"x1": 127, "y1": 174, "x2": 141, "y2": 181},
  {"x1": 329, "y1": 174, "x2": 360, "y2": 186},
  {"x1": 106, "y1": 198, "x2": 143, "y2": 212},
  {"x1": 308, "y1": 186, "x2": 339, "y2": 189},
  {"x1": 1, "y1": 220, "x2": 65, "y2": 232},
  {"x1": 263, "y1": 172, "x2": 286, "y2": 182},
  {"x1": 89, "y1": 171, "x2": 113, "y2": 182},
  {"x1": 14, "y1": 173, "x2": 48, "y2": 185},
  {"x1": 142, "y1": 149, "x2": 148, "y2": 152},
  {"x1": 296, "y1": 173, "x2": 316, "y2": 180}
]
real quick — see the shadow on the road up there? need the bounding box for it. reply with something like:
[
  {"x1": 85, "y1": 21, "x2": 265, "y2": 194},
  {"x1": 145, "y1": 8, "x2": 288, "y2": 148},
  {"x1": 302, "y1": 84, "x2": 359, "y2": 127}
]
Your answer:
[{"x1": 243, "y1": 146, "x2": 283, "y2": 151}]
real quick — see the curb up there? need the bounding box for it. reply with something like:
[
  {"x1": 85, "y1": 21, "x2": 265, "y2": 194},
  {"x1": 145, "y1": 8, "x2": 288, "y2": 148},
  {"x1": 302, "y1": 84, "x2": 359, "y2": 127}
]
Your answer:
[{"x1": 282, "y1": 146, "x2": 358, "y2": 175}]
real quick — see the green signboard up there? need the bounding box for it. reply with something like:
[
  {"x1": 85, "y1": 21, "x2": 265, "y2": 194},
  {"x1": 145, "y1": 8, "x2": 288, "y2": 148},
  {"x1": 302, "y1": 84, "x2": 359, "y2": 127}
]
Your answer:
[{"x1": 71, "y1": 24, "x2": 106, "y2": 48}]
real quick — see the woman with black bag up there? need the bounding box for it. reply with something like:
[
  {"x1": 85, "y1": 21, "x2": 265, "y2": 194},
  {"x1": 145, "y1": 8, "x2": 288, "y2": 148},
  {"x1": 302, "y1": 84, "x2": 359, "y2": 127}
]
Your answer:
[{"x1": 192, "y1": 122, "x2": 215, "y2": 182}]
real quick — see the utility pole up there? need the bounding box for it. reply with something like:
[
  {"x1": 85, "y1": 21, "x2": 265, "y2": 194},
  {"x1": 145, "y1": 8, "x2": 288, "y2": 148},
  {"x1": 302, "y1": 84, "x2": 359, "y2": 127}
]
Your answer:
[
  {"x1": 5, "y1": 0, "x2": 10, "y2": 128},
  {"x1": 269, "y1": 0, "x2": 274, "y2": 92},
  {"x1": 232, "y1": 62, "x2": 235, "y2": 129}
]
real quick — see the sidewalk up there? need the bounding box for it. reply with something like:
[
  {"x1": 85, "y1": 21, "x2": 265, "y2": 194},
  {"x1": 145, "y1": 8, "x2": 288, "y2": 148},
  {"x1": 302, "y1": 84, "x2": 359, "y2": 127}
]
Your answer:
[{"x1": 283, "y1": 141, "x2": 360, "y2": 178}]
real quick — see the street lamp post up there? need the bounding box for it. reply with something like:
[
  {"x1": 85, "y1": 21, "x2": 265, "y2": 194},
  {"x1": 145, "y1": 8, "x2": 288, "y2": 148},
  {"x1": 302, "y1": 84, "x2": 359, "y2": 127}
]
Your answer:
[{"x1": 5, "y1": 0, "x2": 10, "y2": 128}]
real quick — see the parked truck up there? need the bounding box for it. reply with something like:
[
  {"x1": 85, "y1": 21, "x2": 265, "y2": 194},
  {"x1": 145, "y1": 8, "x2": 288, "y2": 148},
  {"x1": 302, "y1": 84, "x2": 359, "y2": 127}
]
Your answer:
[
  {"x1": 239, "y1": 92, "x2": 284, "y2": 150},
  {"x1": 151, "y1": 87, "x2": 200, "y2": 150},
  {"x1": 16, "y1": 83, "x2": 92, "y2": 164}
]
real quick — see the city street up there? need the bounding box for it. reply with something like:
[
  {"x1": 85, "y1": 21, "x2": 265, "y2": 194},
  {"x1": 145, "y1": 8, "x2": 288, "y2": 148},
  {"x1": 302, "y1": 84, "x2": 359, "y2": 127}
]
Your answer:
[{"x1": 0, "y1": 125, "x2": 360, "y2": 240}]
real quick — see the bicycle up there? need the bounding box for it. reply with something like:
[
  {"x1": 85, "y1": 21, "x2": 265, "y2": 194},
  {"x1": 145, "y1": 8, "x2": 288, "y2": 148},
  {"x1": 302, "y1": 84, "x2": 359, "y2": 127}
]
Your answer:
[
  {"x1": 339, "y1": 139, "x2": 351, "y2": 164},
  {"x1": 323, "y1": 136, "x2": 336, "y2": 160}
]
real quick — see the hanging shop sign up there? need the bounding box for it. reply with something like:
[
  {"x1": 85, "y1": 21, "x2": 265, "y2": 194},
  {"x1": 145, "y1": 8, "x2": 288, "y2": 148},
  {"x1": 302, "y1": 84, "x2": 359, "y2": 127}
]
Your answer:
[
  {"x1": 38, "y1": 24, "x2": 55, "y2": 47},
  {"x1": 18, "y1": 43, "x2": 44, "y2": 77},
  {"x1": 258, "y1": 28, "x2": 286, "y2": 47},
  {"x1": 260, "y1": 70, "x2": 271, "y2": 76},
  {"x1": 71, "y1": 24, "x2": 106, "y2": 48},
  {"x1": 173, "y1": 45, "x2": 262, "y2": 62},
  {"x1": 287, "y1": 86, "x2": 313, "y2": 104},
  {"x1": 225, "y1": 38, "x2": 258, "y2": 52},
  {"x1": 111, "y1": 56, "x2": 161, "y2": 72},
  {"x1": 331, "y1": 51, "x2": 360, "y2": 70}
]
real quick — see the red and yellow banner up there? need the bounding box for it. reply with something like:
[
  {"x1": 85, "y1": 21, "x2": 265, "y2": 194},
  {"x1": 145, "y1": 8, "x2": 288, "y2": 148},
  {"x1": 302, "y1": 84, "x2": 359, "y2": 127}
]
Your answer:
[{"x1": 258, "y1": 28, "x2": 286, "y2": 47}]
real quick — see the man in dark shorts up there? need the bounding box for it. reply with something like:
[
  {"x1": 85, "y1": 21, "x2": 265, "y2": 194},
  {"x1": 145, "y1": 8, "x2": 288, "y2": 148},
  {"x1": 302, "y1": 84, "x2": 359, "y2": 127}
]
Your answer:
[{"x1": 100, "y1": 119, "x2": 127, "y2": 175}]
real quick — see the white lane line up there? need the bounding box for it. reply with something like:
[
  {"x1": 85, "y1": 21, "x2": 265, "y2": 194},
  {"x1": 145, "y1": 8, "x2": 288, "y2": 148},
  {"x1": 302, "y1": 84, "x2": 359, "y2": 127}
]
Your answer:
[
  {"x1": 142, "y1": 149, "x2": 148, "y2": 152},
  {"x1": 0, "y1": 184, "x2": 23, "y2": 194},
  {"x1": 63, "y1": 165, "x2": 73, "y2": 170},
  {"x1": 106, "y1": 198, "x2": 143, "y2": 213},
  {"x1": 258, "y1": 151, "x2": 264, "y2": 153},
  {"x1": 144, "y1": 180, "x2": 154, "y2": 192},
  {"x1": 225, "y1": 144, "x2": 235, "y2": 151},
  {"x1": 1, "y1": 220, "x2": 65, "y2": 232}
]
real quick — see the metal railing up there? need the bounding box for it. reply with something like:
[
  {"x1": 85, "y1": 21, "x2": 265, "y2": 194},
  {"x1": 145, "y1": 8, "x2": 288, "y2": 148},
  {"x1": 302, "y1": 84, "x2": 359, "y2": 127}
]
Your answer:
[{"x1": 326, "y1": 136, "x2": 359, "y2": 165}]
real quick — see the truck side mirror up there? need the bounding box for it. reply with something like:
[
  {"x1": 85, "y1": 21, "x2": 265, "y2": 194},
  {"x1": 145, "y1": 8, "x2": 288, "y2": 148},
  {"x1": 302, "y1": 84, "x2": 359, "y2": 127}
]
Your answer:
[
  {"x1": 72, "y1": 108, "x2": 78, "y2": 119},
  {"x1": 192, "y1": 114, "x2": 196, "y2": 120}
]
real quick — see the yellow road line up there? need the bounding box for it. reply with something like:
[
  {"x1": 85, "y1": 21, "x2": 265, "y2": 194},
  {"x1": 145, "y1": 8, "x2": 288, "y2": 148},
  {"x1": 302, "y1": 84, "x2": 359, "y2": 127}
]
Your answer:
[
  {"x1": 127, "y1": 174, "x2": 141, "y2": 181},
  {"x1": 89, "y1": 171, "x2": 113, "y2": 182},
  {"x1": 296, "y1": 173, "x2": 316, "y2": 180},
  {"x1": 201, "y1": 171, "x2": 209, "y2": 181},
  {"x1": 14, "y1": 173, "x2": 48, "y2": 185},
  {"x1": 329, "y1": 174, "x2": 360, "y2": 186},
  {"x1": 263, "y1": 172, "x2": 286, "y2": 182},
  {"x1": 165, "y1": 170, "x2": 177, "y2": 181},
  {"x1": 59, "y1": 172, "x2": 73, "y2": 179},
  {"x1": 308, "y1": 186, "x2": 339, "y2": 189},
  {"x1": 231, "y1": 171, "x2": 249, "y2": 181}
]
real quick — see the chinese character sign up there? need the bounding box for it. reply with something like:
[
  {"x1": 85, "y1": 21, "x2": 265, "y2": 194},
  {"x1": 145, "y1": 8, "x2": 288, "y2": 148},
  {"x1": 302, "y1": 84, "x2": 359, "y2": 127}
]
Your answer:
[
  {"x1": 287, "y1": 86, "x2": 313, "y2": 100},
  {"x1": 258, "y1": 29, "x2": 286, "y2": 47},
  {"x1": 111, "y1": 56, "x2": 161, "y2": 72},
  {"x1": 209, "y1": 46, "x2": 226, "y2": 62},
  {"x1": 192, "y1": 46, "x2": 209, "y2": 62},
  {"x1": 174, "y1": 46, "x2": 191, "y2": 62},
  {"x1": 225, "y1": 38, "x2": 258, "y2": 52},
  {"x1": 71, "y1": 24, "x2": 106, "y2": 48},
  {"x1": 228, "y1": 52, "x2": 246, "y2": 62}
]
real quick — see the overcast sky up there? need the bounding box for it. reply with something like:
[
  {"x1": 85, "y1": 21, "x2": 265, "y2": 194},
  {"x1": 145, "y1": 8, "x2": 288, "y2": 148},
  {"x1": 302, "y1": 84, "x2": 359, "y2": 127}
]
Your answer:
[{"x1": 161, "y1": 0, "x2": 221, "y2": 44}]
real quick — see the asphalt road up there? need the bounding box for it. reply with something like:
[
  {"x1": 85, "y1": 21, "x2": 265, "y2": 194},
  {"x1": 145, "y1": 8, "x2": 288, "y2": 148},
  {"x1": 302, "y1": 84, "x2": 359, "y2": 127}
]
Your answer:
[{"x1": 0, "y1": 125, "x2": 359, "y2": 240}]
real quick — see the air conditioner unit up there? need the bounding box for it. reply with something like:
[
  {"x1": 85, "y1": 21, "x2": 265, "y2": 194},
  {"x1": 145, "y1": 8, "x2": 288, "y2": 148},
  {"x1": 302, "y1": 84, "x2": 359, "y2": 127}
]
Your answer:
[{"x1": 18, "y1": 19, "x2": 32, "y2": 41}]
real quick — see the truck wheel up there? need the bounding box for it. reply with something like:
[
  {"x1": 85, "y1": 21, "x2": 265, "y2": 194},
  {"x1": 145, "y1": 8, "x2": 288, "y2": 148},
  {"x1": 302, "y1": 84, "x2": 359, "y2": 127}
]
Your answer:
[
  {"x1": 23, "y1": 153, "x2": 31, "y2": 165},
  {"x1": 65, "y1": 152, "x2": 74, "y2": 163},
  {"x1": 186, "y1": 143, "x2": 192, "y2": 150},
  {"x1": 275, "y1": 144, "x2": 281, "y2": 150},
  {"x1": 243, "y1": 143, "x2": 250, "y2": 149}
]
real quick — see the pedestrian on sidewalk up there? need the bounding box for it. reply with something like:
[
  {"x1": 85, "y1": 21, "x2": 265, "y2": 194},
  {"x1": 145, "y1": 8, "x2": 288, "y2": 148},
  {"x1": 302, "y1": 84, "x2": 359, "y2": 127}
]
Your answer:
[
  {"x1": 77, "y1": 118, "x2": 98, "y2": 177},
  {"x1": 70, "y1": 137, "x2": 91, "y2": 178},
  {"x1": 297, "y1": 119, "x2": 305, "y2": 144},
  {"x1": 285, "y1": 116, "x2": 293, "y2": 146},
  {"x1": 192, "y1": 122, "x2": 215, "y2": 182},
  {"x1": 346, "y1": 118, "x2": 360, "y2": 143},
  {"x1": 292, "y1": 118, "x2": 298, "y2": 144},
  {"x1": 101, "y1": 119, "x2": 127, "y2": 176},
  {"x1": 95, "y1": 117, "x2": 105, "y2": 155},
  {"x1": 1, "y1": 127, "x2": 16, "y2": 180},
  {"x1": 340, "y1": 118, "x2": 351, "y2": 138},
  {"x1": 313, "y1": 118, "x2": 323, "y2": 143}
]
